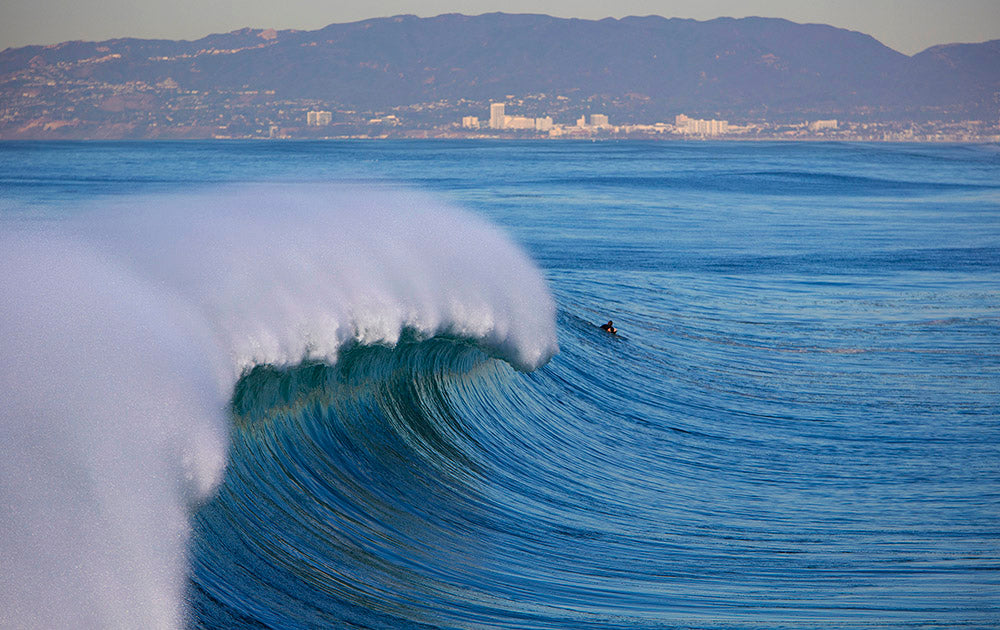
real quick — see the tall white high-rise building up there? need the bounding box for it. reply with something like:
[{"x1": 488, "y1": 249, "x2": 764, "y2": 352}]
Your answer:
[{"x1": 490, "y1": 103, "x2": 506, "y2": 129}]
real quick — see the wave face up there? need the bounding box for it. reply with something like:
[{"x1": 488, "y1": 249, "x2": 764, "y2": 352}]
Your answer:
[
  {"x1": 0, "y1": 184, "x2": 557, "y2": 629},
  {"x1": 191, "y1": 341, "x2": 535, "y2": 628}
]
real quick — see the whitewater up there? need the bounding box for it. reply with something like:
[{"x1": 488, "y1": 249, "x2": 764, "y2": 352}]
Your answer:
[
  {"x1": 1, "y1": 140, "x2": 998, "y2": 629},
  {"x1": 1, "y1": 183, "x2": 557, "y2": 628}
]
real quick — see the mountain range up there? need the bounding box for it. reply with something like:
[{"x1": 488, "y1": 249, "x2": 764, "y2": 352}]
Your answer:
[{"x1": 2, "y1": 13, "x2": 998, "y2": 138}]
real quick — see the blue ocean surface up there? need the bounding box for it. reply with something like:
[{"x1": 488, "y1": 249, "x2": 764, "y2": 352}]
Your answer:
[{"x1": 1, "y1": 140, "x2": 998, "y2": 629}]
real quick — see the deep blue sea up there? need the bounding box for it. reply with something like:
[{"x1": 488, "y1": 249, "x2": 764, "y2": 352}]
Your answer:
[{"x1": 1, "y1": 141, "x2": 999, "y2": 629}]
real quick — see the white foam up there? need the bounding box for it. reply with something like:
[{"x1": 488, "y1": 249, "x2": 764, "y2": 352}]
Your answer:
[
  {"x1": 0, "y1": 184, "x2": 557, "y2": 629},
  {"x1": 81, "y1": 184, "x2": 557, "y2": 373},
  {"x1": 0, "y1": 233, "x2": 229, "y2": 629}
]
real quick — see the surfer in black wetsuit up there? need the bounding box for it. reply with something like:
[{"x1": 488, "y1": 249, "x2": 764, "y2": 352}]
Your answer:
[{"x1": 600, "y1": 320, "x2": 617, "y2": 334}]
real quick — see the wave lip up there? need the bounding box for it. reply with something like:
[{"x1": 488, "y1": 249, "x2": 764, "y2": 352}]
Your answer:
[
  {"x1": 0, "y1": 182, "x2": 558, "y2": 629},
  {"x1": 81, "y1": 183, "x2": 558, "y2": 373}
]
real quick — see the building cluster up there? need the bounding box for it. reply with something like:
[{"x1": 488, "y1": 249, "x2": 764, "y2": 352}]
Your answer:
[
  {"x1": 452, "y1": 104, "x2": 858, "y2": 141},
  {"x1": 457, "y1": 102, "x2": 743, "y2": 138},
  {"x1": 459, "y1": 103, "x2": 734, "y2": 137},
  {"x1": 461, "y1": 103, "x2": 615, "y2": 136},
  {"x1": 460, "y1": 103, "x2": 556, "y2": 132}
]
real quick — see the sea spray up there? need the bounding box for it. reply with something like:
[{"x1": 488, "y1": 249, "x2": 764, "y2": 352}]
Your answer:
[
  {"x1": 76, "y1": 184, "x2": 558, "y2": 373},
  {"x1": 0, "y1": 184, "x2": 558, "y2": 629},
  {"x1": 0, "y1": 232, "x2": 230, "y2": 629}
]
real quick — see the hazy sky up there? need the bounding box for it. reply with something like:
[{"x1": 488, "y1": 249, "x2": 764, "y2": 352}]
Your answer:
[{"x1": 3, "y1": 0, "x2": 999, "y2": 55}]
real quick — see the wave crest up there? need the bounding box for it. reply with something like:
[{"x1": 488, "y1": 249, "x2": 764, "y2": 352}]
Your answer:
[
  {"x1": 83, "y1": 183, "x2": 556, "y2": 373},
  {"x1": 0, "y1": 183, "x2": 557, "y2": 629}
]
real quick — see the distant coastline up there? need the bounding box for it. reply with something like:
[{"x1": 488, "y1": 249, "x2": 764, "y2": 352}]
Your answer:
[{"x1": 2, "y1": 13, "x2": 997, "y2": 141}]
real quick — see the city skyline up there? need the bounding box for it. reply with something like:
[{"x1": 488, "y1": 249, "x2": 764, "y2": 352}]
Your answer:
[
  {"x1": 258, "y1": 100, "x2": 999, "y2": 143},
  {"x1": 3, "y1": 1, "x2": 1000, "y2": 55}
]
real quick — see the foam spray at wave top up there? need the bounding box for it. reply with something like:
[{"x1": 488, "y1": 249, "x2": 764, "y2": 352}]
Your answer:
[{"x1": 0, "y1": 183, "x2": 559, "y2": 629}]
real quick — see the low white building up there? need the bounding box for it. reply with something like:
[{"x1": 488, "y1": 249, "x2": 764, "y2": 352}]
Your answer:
[
  {"x1": 675, "y1": 114, "x2": 728, "y2": 136},
  {"x1": 307, "y1": 110, "x2": 332, "y2": 126},
  {"x1": 809, "y1": 119, "x2": 838, "y2": 131},
  {"x1": 505, "y1": 115, "x2": 536, "y2": 130}
]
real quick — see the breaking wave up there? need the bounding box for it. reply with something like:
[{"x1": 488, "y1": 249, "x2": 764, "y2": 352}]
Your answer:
[{"x1": 0, "y1": 184, "x2": 557, "y2": 629}]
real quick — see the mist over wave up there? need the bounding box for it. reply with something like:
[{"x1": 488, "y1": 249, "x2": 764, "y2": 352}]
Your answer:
[
  {"x1": 77, "y1": 184, "x2": 557, "y2": 374},
  {"x1": 0, "y1": 183, "x2": 557, "y2": 629}
]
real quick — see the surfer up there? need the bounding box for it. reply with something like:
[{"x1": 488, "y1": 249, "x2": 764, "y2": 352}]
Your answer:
[{"x1": 600, "y1": 320, "x2": 617, "y2": 334}]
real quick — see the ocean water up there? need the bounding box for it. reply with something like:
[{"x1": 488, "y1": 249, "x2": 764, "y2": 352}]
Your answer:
[{"x1": 1, "y1": 140, "x2": 998, "y2": 629}]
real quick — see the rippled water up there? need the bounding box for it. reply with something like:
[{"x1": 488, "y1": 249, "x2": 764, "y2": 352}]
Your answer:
[{"x1": 2, "y1": 140, "x2": 998, "y2": 628}]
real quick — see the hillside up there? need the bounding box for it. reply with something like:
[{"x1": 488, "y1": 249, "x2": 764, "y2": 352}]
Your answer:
[{"x1": 2, "y1": 13, "x2": 998, "y2": 138}]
